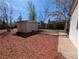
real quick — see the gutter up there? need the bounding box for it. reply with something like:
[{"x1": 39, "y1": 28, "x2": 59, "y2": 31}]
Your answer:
[{"x1": 68, "y1": 0, "x2": 78, "y2": 16}]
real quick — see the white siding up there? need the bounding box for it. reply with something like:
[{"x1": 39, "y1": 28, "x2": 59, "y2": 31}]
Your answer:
[
  {"x1": 17, "y1": 21, "x2": 38, "y2": 33},
  {"x1": 26, "y1": 22, "x2": 32, "y2": 33},
  {"x1": 69, "y1": 5, "x2": 78, "y2": 49},
  {"x1": 17, "y1": 22, "x2": 27, "y2": 33}
]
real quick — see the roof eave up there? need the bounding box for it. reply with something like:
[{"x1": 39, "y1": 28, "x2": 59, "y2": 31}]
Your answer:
[{"x1": 68, "y1": 0, "x2": 78, "y2": 16}]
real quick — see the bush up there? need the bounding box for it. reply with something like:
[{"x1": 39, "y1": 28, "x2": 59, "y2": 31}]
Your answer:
[{"x1": 0, "y1": 25, "x2": 17, "y2": 30}]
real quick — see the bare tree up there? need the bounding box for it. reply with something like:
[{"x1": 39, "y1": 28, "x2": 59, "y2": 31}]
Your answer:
[
  {"x1": 18, "y1": 12, "x2": 22, "y2": 21},
  {"x1": 0, "y1": 0, "x2": 11, "y2": 31},
  {"x1": 55, "y1": 0, "x2": 73, "y2": 32},
  {"x1": 9, "y1": 7, "x2": 13, "y2": 27},
  {"x1": 38, "y1": 0, "x2": 52, "y2": 22},
  {"x1": 27, "y1": 0, "x2": 36, "y2": 21},
  {"x1": 55, "y1": 0, "x2": 73, "y2": 19},
  {"x1": 0, "y1": 0, "x2": 4, "y2": 23}
]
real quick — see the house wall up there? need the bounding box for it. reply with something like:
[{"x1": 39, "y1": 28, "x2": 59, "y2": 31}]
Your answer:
[{"x1": 69, "y1": 5, "x2": 78, "y2": 49}]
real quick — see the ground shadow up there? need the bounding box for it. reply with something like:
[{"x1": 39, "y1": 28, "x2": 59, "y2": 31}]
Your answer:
[{"x1": 14, "y1": 31, "x2": 42, "y2": 38}]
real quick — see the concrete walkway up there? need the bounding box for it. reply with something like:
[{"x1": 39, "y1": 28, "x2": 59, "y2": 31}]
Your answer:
[
  {"x1": 58, "y1": 36, "x2": 78, "y2": 59},
  {"x1": 40, "y1": 29, "x2": 67, "y2": 36},
  {"x1": 40, "y1": 29, "x2": 78, "y2": 59}
]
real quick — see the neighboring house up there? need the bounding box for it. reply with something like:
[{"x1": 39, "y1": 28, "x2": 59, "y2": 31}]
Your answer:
[
  {"x1": 69, "y1": 0, "x2": 78, "y2": 49},
  {"x1": 38, "y1": 21, "x2": 46, "y2": 29},
  {"x1": 48, "y1": 20, "x2": 66, "y2": 29}
]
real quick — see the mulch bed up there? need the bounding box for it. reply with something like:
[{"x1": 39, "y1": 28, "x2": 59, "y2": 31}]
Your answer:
[{"x1": 0, "y1": 30, "x2": 66, "y2": 59}]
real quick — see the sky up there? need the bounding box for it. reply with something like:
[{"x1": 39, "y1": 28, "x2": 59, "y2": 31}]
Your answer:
[
  {"x1": 1, "y1": 0, "x2": 72, "y2": 23},
  {"x1": 4, "y1": 0, "x2": 58, "y2": 23}
]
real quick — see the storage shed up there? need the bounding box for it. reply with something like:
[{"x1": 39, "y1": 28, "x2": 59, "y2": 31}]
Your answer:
[{"x1": 17, "y1": 21, "x2": 38, "y2": 33}]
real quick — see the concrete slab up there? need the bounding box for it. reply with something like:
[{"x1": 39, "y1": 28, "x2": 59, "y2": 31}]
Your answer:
[
  {"x1": 58, "y1": 36, "x2": 78, "y2": 59},
  {"x1": 40, "y1": 29, "x2": 67, "y2": 36}
]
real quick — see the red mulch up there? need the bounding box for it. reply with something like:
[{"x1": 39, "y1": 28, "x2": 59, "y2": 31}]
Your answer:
[{"x1": 0, "y1": 30, "x2": 66, "y2": 59}]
